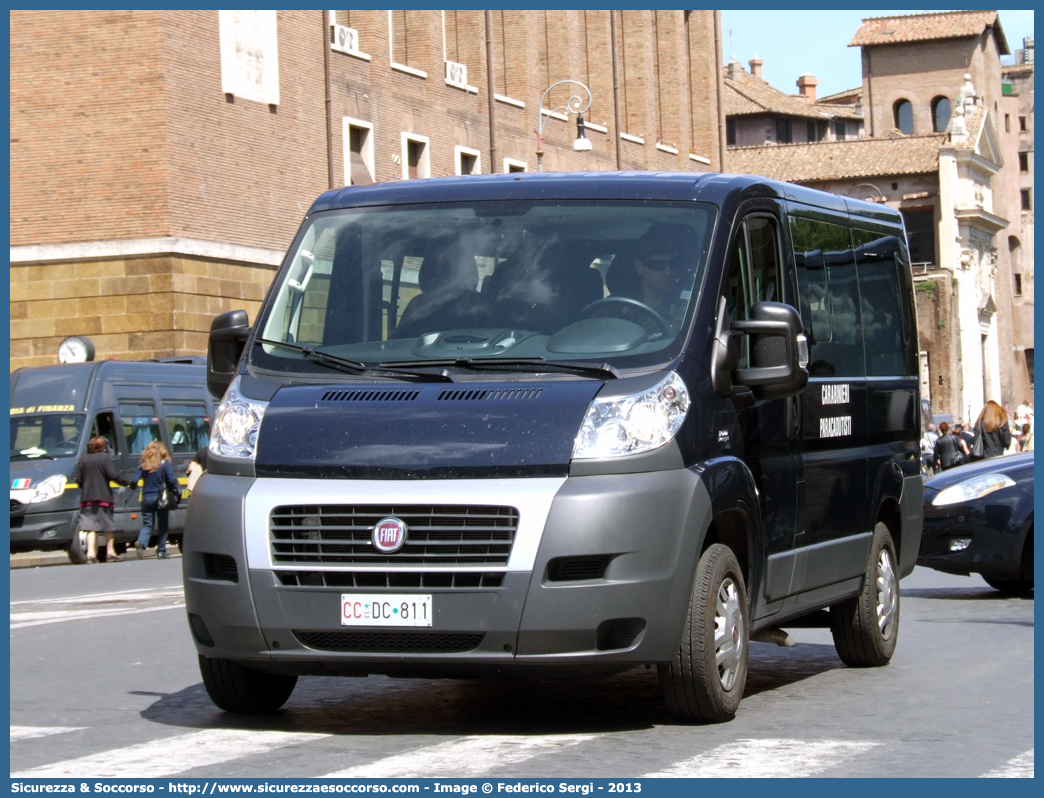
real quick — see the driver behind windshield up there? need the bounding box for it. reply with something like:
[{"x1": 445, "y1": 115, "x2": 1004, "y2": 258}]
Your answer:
[{"x1": 607, "y1": 223, "x2": 694, "y2": 332}]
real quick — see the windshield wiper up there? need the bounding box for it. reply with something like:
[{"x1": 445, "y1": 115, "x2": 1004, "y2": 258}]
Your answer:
[
  {"x1": 379, "y1": 357, "x2": 619, "y2": 380},
  {"x1": 254, "y1": 338, "x2": 452, "y2": 382}
]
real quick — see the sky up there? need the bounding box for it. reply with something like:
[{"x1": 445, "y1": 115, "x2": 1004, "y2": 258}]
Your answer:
[{"x1": 719, "y1": 9, "x2": 1035, "y2": 100}]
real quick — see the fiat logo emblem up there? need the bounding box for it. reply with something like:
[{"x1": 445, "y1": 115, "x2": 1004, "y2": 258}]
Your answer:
[{"x1": 372, "y1": 517, "x2": 408, "y2": 553}]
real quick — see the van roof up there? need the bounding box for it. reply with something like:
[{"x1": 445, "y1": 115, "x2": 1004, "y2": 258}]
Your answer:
[
  {"x1": 308, "y1": 171, "x2": 903, "y2": 227},
  {"x1": 10, "y1": 358, "x2": 207, "y2": 413}
]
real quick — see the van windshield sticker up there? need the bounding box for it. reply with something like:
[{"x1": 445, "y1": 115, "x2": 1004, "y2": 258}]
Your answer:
[
  {"x1": 820, "y1": 416, "x2": 852, "y2": 438},
  {"x1": 821, "y1": 384, "x2": 850, "y2": 405}
]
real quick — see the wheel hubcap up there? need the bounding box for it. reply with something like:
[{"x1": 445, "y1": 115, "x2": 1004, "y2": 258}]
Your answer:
[
  {"x1": 876, "y1": 548, "x2": 898, "y2": 639},
  {"x1": 714, "y1": 577, "x2": 744, "y2": 690}
]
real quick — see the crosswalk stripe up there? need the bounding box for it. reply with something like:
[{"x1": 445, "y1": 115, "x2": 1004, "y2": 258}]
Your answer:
[
  {"x1": 321, "y1": 734, "x2": 596, "y2": 778},
  {"x1": 10, "y1": 587, "x2": 183, "y2": 607},
  {"x1": 11, "y1": 726, "x2": 85, "y2": 742},
  {"x1": 10, "y1": 729, "x2": 329, "y2": 778},
  {"x1": 643, "y1": 738, "x2": 879, "y2": 778},
  {"x1": 11, "y1": 605, "x2": 182, "y2": 630},
  {"x1": 981, "y1": 749, "x2": 1034, "y2": 778}
]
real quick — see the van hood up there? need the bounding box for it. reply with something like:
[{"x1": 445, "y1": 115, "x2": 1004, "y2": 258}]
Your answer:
[{"x1": 254, "y1": 380, "x2": 604, "y2": 479}]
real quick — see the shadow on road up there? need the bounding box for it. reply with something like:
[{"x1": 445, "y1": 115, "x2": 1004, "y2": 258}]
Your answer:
[
  {"x1": 903, "y1": 587, "x2": 1034, "y2": 601},
  {"x1": 138, "y1": 641, "x2": 843, "y2": 735}
]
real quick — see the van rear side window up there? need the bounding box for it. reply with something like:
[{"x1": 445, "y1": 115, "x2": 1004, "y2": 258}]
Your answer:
[
  {"x1": 790, "y1": 216, "x2": 864, "y2": 378},
  {"x1": 119, "y1": 402, "x2": 162, "y2": 455},
  {"x1": 163, "y1": 402, "x2": 211, "y2": 454},
  {"x1": 852, "y1": 229, "x2": 917, "y2": 377}
]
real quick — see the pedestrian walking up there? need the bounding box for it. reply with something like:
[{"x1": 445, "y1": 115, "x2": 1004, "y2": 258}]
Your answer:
[
  {"x1": 933, "y1": 421, "x2": 969, "y2": 471},
  {"x1": 1016, "y1": 423, "x2": 1033, "y2": 453},
  {"x1": 131, "y1": 441, "x2": 180, "y2": 559},
  {"x1": 972, "y1": 400, "x2": 1012, "y2": 460},
  {"x1": 186, "y1": 446, "x2": 208, "y2": 493},
  {"x1": 71, "y1": 437, "x2": 131, "y2": 563}
]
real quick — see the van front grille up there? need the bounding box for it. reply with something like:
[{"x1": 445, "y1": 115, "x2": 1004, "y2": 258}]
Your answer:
[
  {"x1": 276, "y1": 570, "x2": 505, "y2": 589},
  {"x1": 293, "y1": 630, "x2": 485, "y2": 653},
  {"x1": 270, "y1": 505, "x2": 519, "y2": 566}
]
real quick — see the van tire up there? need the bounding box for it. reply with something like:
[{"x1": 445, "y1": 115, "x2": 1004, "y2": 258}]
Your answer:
[
  {"x1": 66, "y1": 513, "x2": 87, "y2": 565},
  {"x1": 659, "y1": 543, "x2": 749, "y2": 723},
  {"x1": 830, "y1": 522, "x2": 899, "y2": 667},
  {"x1": 198, "y1": 656, "x2": 297, "y2": 713}
]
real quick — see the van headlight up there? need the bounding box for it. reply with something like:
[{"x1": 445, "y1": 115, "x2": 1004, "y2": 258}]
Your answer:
[
  {"x1": 30, "y1": 475, "x2": 67, "y2": 503},
  {"x1": 573, "y1": 371, "x2": 690, "y2": 459},
  {"x1": 210, "y1": 379, "x2": 268, "y2": 460},
  {"x1": 931, "y1": 472, "x2": 1017, "y2": 507}
]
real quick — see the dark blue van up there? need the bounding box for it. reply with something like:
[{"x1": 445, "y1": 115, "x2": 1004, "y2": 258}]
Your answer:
[
  {"x1": 10, "y1": 358, "x2": 213, "y2": 562},
  {"x1": 186, "y1": 172, "x2": 923, "y2": 722}
]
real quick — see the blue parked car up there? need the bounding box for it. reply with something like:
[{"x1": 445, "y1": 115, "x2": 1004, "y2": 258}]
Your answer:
[{"x1": 918, "y1": 452, "x2": 1034, "y2": 594}]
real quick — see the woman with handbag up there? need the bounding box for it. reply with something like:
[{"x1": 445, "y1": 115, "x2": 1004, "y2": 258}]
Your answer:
[
  {"x1": 132, "y1": 441, "x2": 180, "y2": 559},
  {"x1": 972, "y1": 400, "x2": 1012, "y2": 460}
]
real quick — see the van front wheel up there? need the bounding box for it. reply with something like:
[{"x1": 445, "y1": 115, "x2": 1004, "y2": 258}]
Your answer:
[
  {"x1": 198, "y1": 656, "x2": 298, "y2": 713},
  {"x1": 66, "y1": 514, "x2": 87, "y2": 565},
  {"x1": 830, "y1": 522, "x2": 899, "y2": 667},
  {"x1": 659, "y1": 543, "x2": 749, "y2": 723}
]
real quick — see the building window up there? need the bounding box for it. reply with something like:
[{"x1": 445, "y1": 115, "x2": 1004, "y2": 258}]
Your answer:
[
  {"x1": 504, "y1": 158, "x2": 527, "y2": 173},
  {"x1": 343, "y1": 118, "x2": 374, "y2": 186},
  {"x1": 401, "y1": 133, "x2": 430, "y2": 180},
  {"x1": 776, "y1": 118, "x2": 792, "y2": 144},
  {"x1": 1019, "y1": 116, "x2": 1027, "y2": 131},
  {"x1": 1005, "y1": 114, "x2": 1011, "y2": 133},
  {"x1": 1019, "y1": 152, "x2": 1029, "y2": 172},
  {"x1": 834, "y1": 122, "x2": 846, "y2": 141},
  {"x1": 900, "y1": 209, "x2": 937, "y2": 266},
  {"x1": 818, "y1": 121, "x2": 828, "y2": 141},
  {"x1": 806, "y1": 121, "x2": 816, "y2": 142},
  {"x1": 455, "y1": 145, "x2": 481, "y2": 176},
  {"x1": 931, "y1": 96, "x2": 951, "y2": 132},
  {"x1": 1022, "y1": 189, "x2": 1032, "y2": 210},
  {"x1": 726, "y1": 118, "x2": 736, "y2": 146},
  {"x1": 893, "y1": 99, "x2": 914, "y2": 134},
  {"x1": 1014, "y1": 273, "x2": 1023, "y2": 296},
  {"x1": 389, "y1": 10, "x2": 428, "y2": 76}
]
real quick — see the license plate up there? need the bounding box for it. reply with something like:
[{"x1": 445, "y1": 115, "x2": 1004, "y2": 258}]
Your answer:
[{"x1": 340, "y1": 594, "x2": 433, "y2": 627}]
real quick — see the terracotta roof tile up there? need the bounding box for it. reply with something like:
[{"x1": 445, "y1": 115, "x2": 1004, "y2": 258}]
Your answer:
[
  {"x1": 724, "y1": 68, "x2": 854, "y2": 121},
  {"x1": 727, "y1": 136, "x2": 943, "y2": 183},
  {"x1": 818, "y1": 86, "x2": 863, "y2": 104},
  {"x1": 1002, "y1": 63, "x2": 1034, "y2": 77},
  {"x1": 850, "y1": 11, "x2": 1008, "y2": 54}
]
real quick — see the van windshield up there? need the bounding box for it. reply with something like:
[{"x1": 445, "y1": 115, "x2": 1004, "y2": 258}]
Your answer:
[
  {"x1": 10, "y1": 414, "x2": 85, "y2": 459},
  {"x1": 253, "y1": 200, "x2": 715, "y2": 376}
]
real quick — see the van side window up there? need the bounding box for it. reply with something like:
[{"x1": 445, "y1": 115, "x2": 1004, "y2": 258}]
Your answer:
[
  {"x1": 853, "y1": 229, "x2": 917, "y2": 377},
  {"x1": 723, "y1": 222, "x2": 752, "y2": 369},
  {"x1": 118, "y1": 402, "x2": 162, "y2": 456},
  {"x1": 746, "y1": 217, "x2": 781, "y2": 303},
  {"x1": 163, "y1": 402, "x2": 211, "y2": 454},
  {"x1": 723, "y1": 215, "x2": 781, "y2": 369},
  {"x1": 790, "y1": 216, "x2": 865, "y2": 378},
  {"x1": 90, "y1": 412, "x2": 119, "y2": 455}
]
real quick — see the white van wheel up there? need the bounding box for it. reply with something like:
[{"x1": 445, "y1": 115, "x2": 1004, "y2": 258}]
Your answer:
[
  {"x1": 830, "y1": 522, "x2": 899, "y2": 666},
  {"x1": 66, "y1": 514, "x2": 88, "y2": 565},
  {"x1": 659, "y1": 543, "x2": 749, "y2": 723}
]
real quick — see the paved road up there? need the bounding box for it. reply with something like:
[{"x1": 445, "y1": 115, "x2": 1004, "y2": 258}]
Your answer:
[{"x1": 9, "y1": 560, "x2": 1033, "y2": 778}]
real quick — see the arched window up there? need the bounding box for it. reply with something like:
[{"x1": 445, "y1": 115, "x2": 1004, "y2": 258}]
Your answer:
[
  {"x1": 893, "y1": 99, "x2": 914, "y2": 135},
  {"x1": 931, "y1": 96, "x2": 951, "y2": 132}
]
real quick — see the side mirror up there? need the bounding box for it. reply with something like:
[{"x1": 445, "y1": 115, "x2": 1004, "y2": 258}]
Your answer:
[
  {"x1": 712, "y1": 300, "x2": 809, "y2": 401},
  {"x1": 207, "y1": 310, "x2": 251, "y2": 399}
]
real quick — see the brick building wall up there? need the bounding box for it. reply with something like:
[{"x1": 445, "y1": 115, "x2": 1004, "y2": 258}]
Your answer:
[{"x1": 10, "y1": 10, "x2": 723, "y2": 371}]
